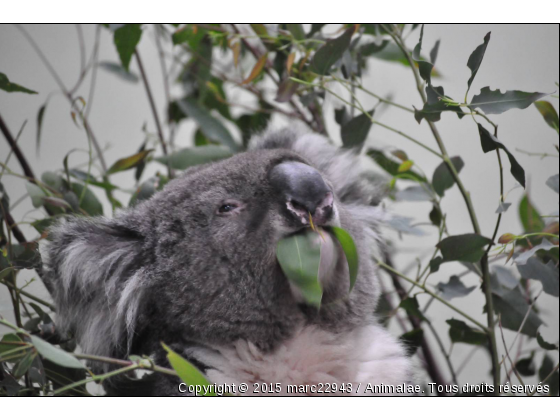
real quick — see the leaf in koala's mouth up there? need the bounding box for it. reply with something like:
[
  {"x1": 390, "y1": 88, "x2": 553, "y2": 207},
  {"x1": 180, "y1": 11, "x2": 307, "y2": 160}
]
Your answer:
[
  {"x1": 276, "y1": 227, "x2": 359, "y2": 307},
  {"x1": 276, "y1": 229, "x2": 323, "y2": 307},
  {"x1": 329, "y1": 226, "x2": 359, "y2": 292}
]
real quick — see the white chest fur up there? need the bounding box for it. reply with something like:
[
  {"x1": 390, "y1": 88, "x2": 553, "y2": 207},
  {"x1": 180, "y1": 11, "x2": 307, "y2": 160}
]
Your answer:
[{"x1": 187, "y1": 323, "x2": 412, "y2": 395}]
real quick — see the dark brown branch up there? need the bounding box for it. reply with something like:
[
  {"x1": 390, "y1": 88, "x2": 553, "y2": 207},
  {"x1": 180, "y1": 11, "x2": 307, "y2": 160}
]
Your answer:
[
  {"x1": 135, "y1": 50, "x2": 173, "y2": 179},
  {"x1": 0, "y1": 114, "x2": 36, "y2": 181},
  {"x1": 384, "y1": 252, "x2": 450, "y2": 396}
]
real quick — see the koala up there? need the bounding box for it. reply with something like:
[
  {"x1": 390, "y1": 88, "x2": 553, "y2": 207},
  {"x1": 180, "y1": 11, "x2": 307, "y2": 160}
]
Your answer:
[{"x1": 41, "y1": 127, "x2": 413, "y2": 395}]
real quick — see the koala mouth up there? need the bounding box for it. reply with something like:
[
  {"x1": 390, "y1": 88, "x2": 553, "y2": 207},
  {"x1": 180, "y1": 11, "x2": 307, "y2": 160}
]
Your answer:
[{"x1": 285, "y1": 191, "x2": 335, "y2": 227}]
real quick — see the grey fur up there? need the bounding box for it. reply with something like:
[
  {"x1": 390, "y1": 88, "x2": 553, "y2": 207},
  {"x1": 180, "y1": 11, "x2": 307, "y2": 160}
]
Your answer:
[{"x1": 43, "y1": 127, "x2": 406, "y2": 395}]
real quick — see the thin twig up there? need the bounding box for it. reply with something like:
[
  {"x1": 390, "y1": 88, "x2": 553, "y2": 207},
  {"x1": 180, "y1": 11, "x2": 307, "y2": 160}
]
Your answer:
[{"x1": 135, "y1": 50, "x2": 173, "y2": 178}]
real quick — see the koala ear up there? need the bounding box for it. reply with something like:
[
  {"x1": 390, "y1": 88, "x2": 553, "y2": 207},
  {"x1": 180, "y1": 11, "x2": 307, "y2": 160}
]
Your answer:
[{"x1": 42, "y1": 216, "x2": 147, "y2": 360}]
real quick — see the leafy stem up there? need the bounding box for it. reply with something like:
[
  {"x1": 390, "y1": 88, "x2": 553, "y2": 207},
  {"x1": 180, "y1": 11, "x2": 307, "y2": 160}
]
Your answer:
[{"x1": 389, "y1": 25, "x2": 501, "y2": 393}]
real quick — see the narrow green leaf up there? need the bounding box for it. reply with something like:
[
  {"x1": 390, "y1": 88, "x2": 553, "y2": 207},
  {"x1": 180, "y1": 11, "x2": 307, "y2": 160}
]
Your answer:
[
  {"x1": 113, "y1": 24, "x2": 142, "y2": 71},
  {"x1": 469, "y1": 87, "x2": 547, "y2": 115},
  {"x1": 411, "y1": 25, "x2": 437, "y2": 85},
  {"x1": 492, "y1": 288, "x2": 542, "y2": 337},
  {"x1": 0, "y1": 333, "x2": 25, "y2": 356},
  {"x1": 71, "y1": 183, "x2": 103, "y2": 216},
  {"x1": 446, "y1": 319, "x2": 487, "y2": 345},
  {"x1": 13, "y1": 350, "x2": 36, "y2": 377},
  {"x1": 536, "y1": 330, "x2": 559, "y2": 351},
  {"x1": 155, "y1": 146, "x2": 232, "y2": 171},
  {"x1": 414, "y1": 85, "x2": 465, "y2": 123},
  {"x1": 177, "y1": 98, "x2": 239, "y2": 151},
  {"x1": 286, "y1": 24, "x2": 305, "y2": 41},
  {"x1": 534, "y1": 101, "x2": 559, "y2": 133},
  {"x1": 432, "y1": 156, "x2": 464, "y2": 197},
  {"x1": 0, "y1": 72, "x2": 38, "y2": 94},
  {"x1": 242, "y1": 53, "x2": 268, "y2": 85},
  {"x1": 477, "y1": 124, "x2": 525, "y2": 188},
  {"x1": 436, "y1": 276, "x2": 476, "y2": 300},
  {"x1": 99, "y1": 61, "x2": 139, "y2": 83},
  {"x1": 515, "y1": 353, "x2": 536, "y2": 377},
  {"x1": 516, "y1": 257, "x2": 559, "y2": 297},
  {"x1": 518, "y1": 195, "x2": 544, "y2": 233},
  {"x1": 25, "y1": 182, "x2": 47, "y2": 208},
  {"x1": 436, "y1": 233, "x2": 492, "y2": 263},
  {"x1": 276, "y1": 230, "x2": 323, "y2": 307},
  {"x1": 399, "y1": 296, "x2": 426, "y2": 321},
  {"x1": 546, "y1": 174, "x2": 559, "y2": 193},
  {"x1": 30, "y1": 336, "x2": 84, "y2": 370},
  {"x1": 36, "y1": 102, "x2": 48, "y2": 154},
  {"x1": 341, "y1": 110, "x2": 373, "y2": 149},
  {"x1": 467, "y1": 32, "x2": 491, "y2": 92},
  {"x1": 399, "y1": 328, "x2": 424, "y2": 357},
  {"x1": 310, "y1": 26, "x2": 354, "y2": 75},
  {"x1": 330, "y1": 226, "x2": 359, "y2": 292},
  {"x1": 106, "y1": 150, "x2": 153, "y2": 175},
  {"x1": 162, "y1": 343, "x2": 214, "y2": 395},
  {"x1": 275, "y1": 78, "x2": 298, "y2": 103},
  {"x1": 367, "y1": 149, "x2": 426, "y2": 182}
]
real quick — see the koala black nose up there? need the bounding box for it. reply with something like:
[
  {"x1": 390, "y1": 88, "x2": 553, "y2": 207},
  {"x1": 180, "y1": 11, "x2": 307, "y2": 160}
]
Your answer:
[{"x1": 270, "y1": 161, "x2": 334, "y2": 225}]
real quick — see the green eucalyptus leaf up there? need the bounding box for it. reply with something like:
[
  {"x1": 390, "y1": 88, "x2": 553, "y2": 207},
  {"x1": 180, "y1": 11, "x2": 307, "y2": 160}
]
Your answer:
[
  {"x1": 276, "y1": 230, "x2": 323, "y2": 307},
  {"x1": 0, "y1": 333, "x2": 26, "y2": 357},
  {"x1": 492, "y1": 288, "x2": 542, "y2": 337},
  {"x1": 399, "y1": 328, "x2": 424, "y2": 357},
  {"x1": 310, "y1": 26, "x2": 354, "y2": 75},
  {"x1": 539, "y1": 355, "x2": 559, "y2": 396},
  {"x1": 432, "y1": 156, "x2": 464, "y2": 197},
  {"x1": 514, "y1": 239, "x2": 558, "y2": 265},
  {"x1": 106, "y1": 150, "x2": 153, "y2": 175},
  {"x1": 515, "y1": 353, "x2": 536, "y2": 377},
  {"x1": 36, "y1": 102, "x2": 48, "y2": 154},
  {"x1": 99, "y1": 61, "x2": 139, "y2": 83},
  {"x1": 436, "y1": 276, "x2": 476, "y2": 300},
  {"x1": 414, "y1": 85, "x2": 466, "y2": 123},
  {"x1": 162, "y1": 343, "x2": 214, "y2": 395},
  {"x1": 341, "y1": 110, "x2": 373, "y2": 149},
  {"x1": 286, "y1": 24, "x2": 305, "y2": 41},
  {"x1": 275, "y1": 78, "x2": 298, "y2": 103},
  {"x1": 0, "y1": 72, "x2": 37, "y2": 94},
  {"x1": 518, "y1": 195, "x2": 544, "y2": 233},
  {"x1": 436, "y1": 234, "x2": 492, "y2": 263},
  {"x1": 399, "y1": 296, "x2": 426, "y2": 321},
  {"x1": 516, "y1": 257, "x2": 559, "y2": 297},
  {"x1": 469, "y1": 87, "x2": 547, "y2": 115},
  {"x1": 446, "y1": 319, "x2": 487, "y2": 345},
  {"x1": 25, "y1": 182, "x2": 47, "y2": 208},
  {"x1": 536, "y1": 330, "x2": 558, "y2": 351},
  {"x1": 330, "y1": 226, "x2": 358, "y2": 292},
  {"x1": 411, "y1": 25, "x2": 437, "y2": 85},
  {"x1": 71, "y1": 183, "x2": 103, "y2": 216},
  {"x1": 546, "y1": 174, "x2": 559, "y2": 194},
  {"x1": 466, "y1": 32, "x2": 491, "y2": 92},
  {"x1": 534, "y1": 101, "x2": 559, "y2": 133},
  {"x1": 155, "y1": 146, "x2": 232, "y2": 171},
  {"x1": 430, "y1": 256, "x2": 443, "y2": 273},
  {"x1": 30, "y1": 335, "x2": 84, "y2": 369},
  {"x1": 13, "y1": 350, "x2": 36, "y2": 378},
  {"x1": 477, "y1": 124, "x2": 525, "y2": 188},
  {"x1": 367, "y1": 149, "x2": 426, "y2": 182},
  {"x1": 178, "y1": 98, "x2": 239, "y2": 151},
  {"x1": 113, "y1": 24, "x2": 142, "y2": 71}
]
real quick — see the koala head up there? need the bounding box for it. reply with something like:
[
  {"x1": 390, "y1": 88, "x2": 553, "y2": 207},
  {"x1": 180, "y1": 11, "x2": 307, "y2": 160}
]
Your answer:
[{"x1": 42, "y1": 128, "x2": 386, "y2": 366}]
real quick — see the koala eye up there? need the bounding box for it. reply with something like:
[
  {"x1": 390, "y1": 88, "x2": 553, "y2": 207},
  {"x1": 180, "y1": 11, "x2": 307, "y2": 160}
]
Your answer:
[
  {"x1": 216, "y1": 201, "x2": 243, "y2": 216},
  {"x1": 219, "y1": 203, "x2": 237, "y2": 213}
]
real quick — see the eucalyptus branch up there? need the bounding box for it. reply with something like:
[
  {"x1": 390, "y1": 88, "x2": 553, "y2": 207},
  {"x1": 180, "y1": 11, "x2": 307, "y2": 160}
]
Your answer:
[
  {"x1": 498, "y1": 315, "x2": 528, "y2": 394},
  {"x1": 389, "y1": 26, "x2": 500, "y2": 392},
  {"x1": 0, "y1": 278, "x2": 55, "y2": 311},
  {"x1": 135, "y1": 50, "x2": 173, "y2": 179},
  {"x1": 231, "y1": 24, "x2": 315, "y2": 131},
  {"x1": 425, "y1": 320, "x2": 459, "y2": 385},
  {"x1": 377, "y1": 260, "x2": 488, "y2": 331}
]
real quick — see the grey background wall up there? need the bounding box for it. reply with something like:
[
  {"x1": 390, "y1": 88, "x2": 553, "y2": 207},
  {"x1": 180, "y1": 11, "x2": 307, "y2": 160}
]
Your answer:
[{"x1": 1, "y1": 24, "x2": 558, "y2": 389}]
